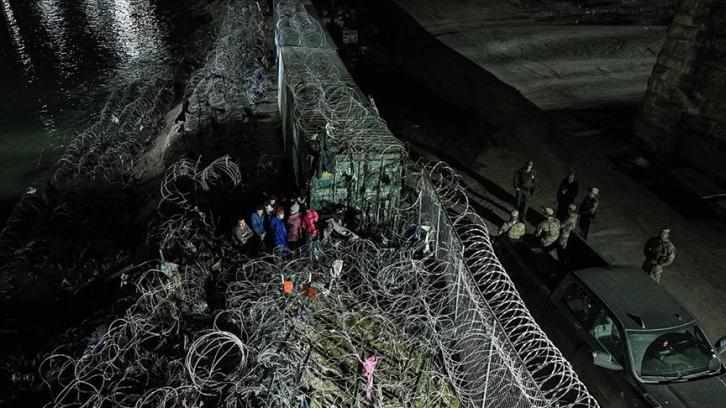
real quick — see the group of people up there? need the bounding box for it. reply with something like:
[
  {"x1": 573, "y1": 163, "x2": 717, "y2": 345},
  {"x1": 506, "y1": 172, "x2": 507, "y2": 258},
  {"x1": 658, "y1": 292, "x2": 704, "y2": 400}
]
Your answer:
[
  {"x1": 511, "y1": 161, "x2": 600, "y2": 241},
  {"x1": 503, "y1": 160, "x2": 677, "y2": 282},
  {"x1": 231, "y1": 192, "x2": 321, "y2": 260},
  {"x1": 504, "y1": 161, "x2": 599, "y2": 256}
]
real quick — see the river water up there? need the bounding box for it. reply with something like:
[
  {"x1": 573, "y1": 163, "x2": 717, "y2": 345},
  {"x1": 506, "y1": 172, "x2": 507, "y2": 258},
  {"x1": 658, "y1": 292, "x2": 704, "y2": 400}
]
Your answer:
[{"x1": 0, "y1": 0, "x2": 202, "y2": 226}]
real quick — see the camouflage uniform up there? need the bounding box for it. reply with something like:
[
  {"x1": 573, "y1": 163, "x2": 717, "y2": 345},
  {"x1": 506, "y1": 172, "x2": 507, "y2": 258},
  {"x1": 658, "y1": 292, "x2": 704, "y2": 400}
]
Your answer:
[
  {"x1": 534, "y1": 217, "x2": 561, "y2": 247},
  {"x1": 499, "y1": 219, "x2": 525, "y2": 241},
  {"x1": 559, "y1": 212, "x2": 578, "y2": 249},
  {"x1": 642, "y1": 237, "x2": 676, "y2": 283}
]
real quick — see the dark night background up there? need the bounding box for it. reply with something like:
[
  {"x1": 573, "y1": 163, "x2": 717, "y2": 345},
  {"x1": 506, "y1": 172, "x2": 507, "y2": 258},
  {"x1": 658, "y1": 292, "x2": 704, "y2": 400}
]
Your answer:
[{"x1": 1, "y1": 0, "x2": 725, "y2": 406}]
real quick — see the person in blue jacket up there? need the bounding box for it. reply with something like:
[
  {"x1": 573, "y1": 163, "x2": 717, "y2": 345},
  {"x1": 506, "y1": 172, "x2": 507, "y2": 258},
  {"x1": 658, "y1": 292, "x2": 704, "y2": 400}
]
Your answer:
[
  {"x1": 270, "y1": 206, "x2": 288, "y2": 257},
  {"x1": 250, "y1": 205, "x2": 267, "y2": 255}
]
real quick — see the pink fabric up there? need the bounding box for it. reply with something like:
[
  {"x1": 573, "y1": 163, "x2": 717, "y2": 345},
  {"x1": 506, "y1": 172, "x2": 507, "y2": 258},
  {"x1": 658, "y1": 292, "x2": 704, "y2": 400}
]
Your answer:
[
  {"x1": 302, "y1": 210, "x2": 319, "y2": 236},
  {"x1": 362, "y1": 355, "x2": 377, "y2": 400},
  {"x1": 287, "y1": 212, "x2": 302, "y2": 242}
]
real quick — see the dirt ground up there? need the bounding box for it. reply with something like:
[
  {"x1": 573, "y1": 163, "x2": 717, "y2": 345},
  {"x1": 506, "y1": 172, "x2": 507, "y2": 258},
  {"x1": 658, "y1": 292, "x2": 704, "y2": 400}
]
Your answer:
[{"x1": 391, "y1": 0, "x2": 668, "y2": 109}]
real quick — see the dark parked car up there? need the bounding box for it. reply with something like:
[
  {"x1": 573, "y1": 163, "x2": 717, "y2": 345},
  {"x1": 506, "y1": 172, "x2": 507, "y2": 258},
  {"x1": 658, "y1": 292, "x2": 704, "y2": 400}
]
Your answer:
[{"x1": 496, "y1": 240, "x2": 726, "y2": 407}]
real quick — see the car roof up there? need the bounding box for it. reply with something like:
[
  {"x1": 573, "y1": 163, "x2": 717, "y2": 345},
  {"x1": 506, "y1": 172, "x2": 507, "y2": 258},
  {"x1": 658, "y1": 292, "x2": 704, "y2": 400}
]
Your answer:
[{"x1": 573, "y1": 266, "x2": 695, "y2": 331}]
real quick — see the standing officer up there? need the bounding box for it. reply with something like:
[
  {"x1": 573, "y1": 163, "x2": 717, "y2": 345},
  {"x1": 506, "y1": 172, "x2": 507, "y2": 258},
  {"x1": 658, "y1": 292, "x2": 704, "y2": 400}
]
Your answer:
[
  {"x1": 579, "y1": 187, "x2": 599, "y2": 239},
  {"x1": 559, "y1": 204, "x2": 579, "y2": 249},
  {"x1": 557, "y1": 204, "x2": 579, "y2": 264},
  {"x1": 642, "y1": 227, "x2": 676, "y2": 283},
  {"x1": 556, "y1": 169, "x2": 579, "y2": 220},
  {"x1": 513, "y1": 160, "x2": 537, "y2": 221}
]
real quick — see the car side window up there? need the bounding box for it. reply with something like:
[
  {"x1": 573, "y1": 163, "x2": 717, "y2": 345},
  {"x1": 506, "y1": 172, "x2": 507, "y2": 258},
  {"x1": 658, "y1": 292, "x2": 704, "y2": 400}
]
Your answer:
[
  {"x1": 590, "y1": 308, "x2": 624, "y2": 362},
  {"x1": 562, "y1": 281, "x2": 596, "y2": 326}
]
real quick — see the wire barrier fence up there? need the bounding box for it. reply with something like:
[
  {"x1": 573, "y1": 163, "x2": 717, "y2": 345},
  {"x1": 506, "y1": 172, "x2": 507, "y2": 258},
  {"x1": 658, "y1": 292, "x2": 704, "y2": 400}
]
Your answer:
[
  {"x1": 0, "y1": 0, "x2": 269, "y2": 299},
  {"x1": 53, "y1": 81, "x2": 175, "y2": 185},
  {"x1": 275, "y1": 0, "x2": 401, "y2": 154},
  {"x1": 275, "y1": 0, "x2": 405, "y2": 230},
  {"x1": 18, "y1": 1, "x2": 600, "y2": 406},
  {"x1": 149, "y1": 156, "x2": 242, "y2": 261},
  {"x1": 415, "y1": 161, "x2": 600, "y2": 408},
  {"x1": 270, "y1": 1, "x2": 596, "y2": 405},
  {"x1": 280, "y1": 47, "x2": 404, "y2": 155},
  {"x1": 277, "y1": 45, "x2": 405, "y2": 228},
  {"x1": 275, "y1": 0, "x2": 334, "y2": 49},
  {"x1": 0, "y1": 80, "x2": 174, "y2": 298},
  {"x1": 37, "y1": 157, "x2": 600, "y2": 408},
  {"x1": 183, "y1": 0, "x2": 272, "y2": 134}
]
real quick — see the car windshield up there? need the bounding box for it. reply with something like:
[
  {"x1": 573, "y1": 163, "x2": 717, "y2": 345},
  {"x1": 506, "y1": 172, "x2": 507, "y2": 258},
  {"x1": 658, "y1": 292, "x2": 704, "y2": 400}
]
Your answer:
[{"x1": 627, "y1": 323, "x2": 719, "y2": 380}]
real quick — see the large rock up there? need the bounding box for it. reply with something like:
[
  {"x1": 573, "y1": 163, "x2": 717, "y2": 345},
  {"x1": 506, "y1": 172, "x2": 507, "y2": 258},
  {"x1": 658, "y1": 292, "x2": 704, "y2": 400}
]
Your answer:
[{"x1": 634, "y1": 0, "x2": 726, "y2": 179}]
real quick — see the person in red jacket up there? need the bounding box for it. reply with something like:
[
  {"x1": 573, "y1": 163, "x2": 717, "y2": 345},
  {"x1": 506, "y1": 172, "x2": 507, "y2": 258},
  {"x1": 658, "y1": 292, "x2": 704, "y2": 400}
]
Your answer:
[
  {"x1": 302, "y1": 207, "x2": 320, "y2": 260},
  {"x1": 287, "y1": 203, "x2": 303, "y2": 251}
]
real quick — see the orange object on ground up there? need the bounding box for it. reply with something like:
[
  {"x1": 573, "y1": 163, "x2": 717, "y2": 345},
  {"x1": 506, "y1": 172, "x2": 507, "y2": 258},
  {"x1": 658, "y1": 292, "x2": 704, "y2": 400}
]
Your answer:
[
  {"x1": 302, "y1": 284, "x2": 317, "y2": 300},
  {"x1": 283, "y1": 280, "x2": 293, "y2": 294}
]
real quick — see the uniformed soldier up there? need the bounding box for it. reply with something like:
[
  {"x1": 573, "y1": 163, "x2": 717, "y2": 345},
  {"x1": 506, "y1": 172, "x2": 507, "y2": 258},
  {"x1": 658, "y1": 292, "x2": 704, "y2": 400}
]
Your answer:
[
  {"x1": 534, "y1": 207, "x2": 560, "y2": 247},
  {"x1": 579, "y1": 187, "x2": 599, "y2": 239},
  {"x1": 559, "y1": 204, "x2": 578, "y2": 249},
  {"x1": 498, "y1": 209, "x2": 526, "y2": 241},
  {"x1": 513, "y1": 160, "x2": 537, "y2": 221},
  {"x1": 556, "y1": 169, "x2": 579, "y2": 221},
  {"x1": 642, "y1": 227, "x2": 676, "y2": 283}
]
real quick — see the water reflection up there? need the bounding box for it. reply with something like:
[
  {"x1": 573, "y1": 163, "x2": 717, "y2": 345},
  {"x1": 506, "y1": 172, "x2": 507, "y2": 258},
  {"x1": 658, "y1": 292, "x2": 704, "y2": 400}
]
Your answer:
[
  {"x1": 35, "y1": 0, "x2": 76, "y2": 79},
  {"x1": 81, "y1": 0, "x2": 171, "y2": 82},
  {"x1": 1, "y1": 0, "x2": 179, "y2": 224},
  {"x1": 111, "y1": 0, "x2": 144, "y2": 58},
  {"x1": 3, "y1": 0, "x2": 60, "y2": 135},
  {"x1": 1, "y1": 0, "x2": 36, "y2": 83}
]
